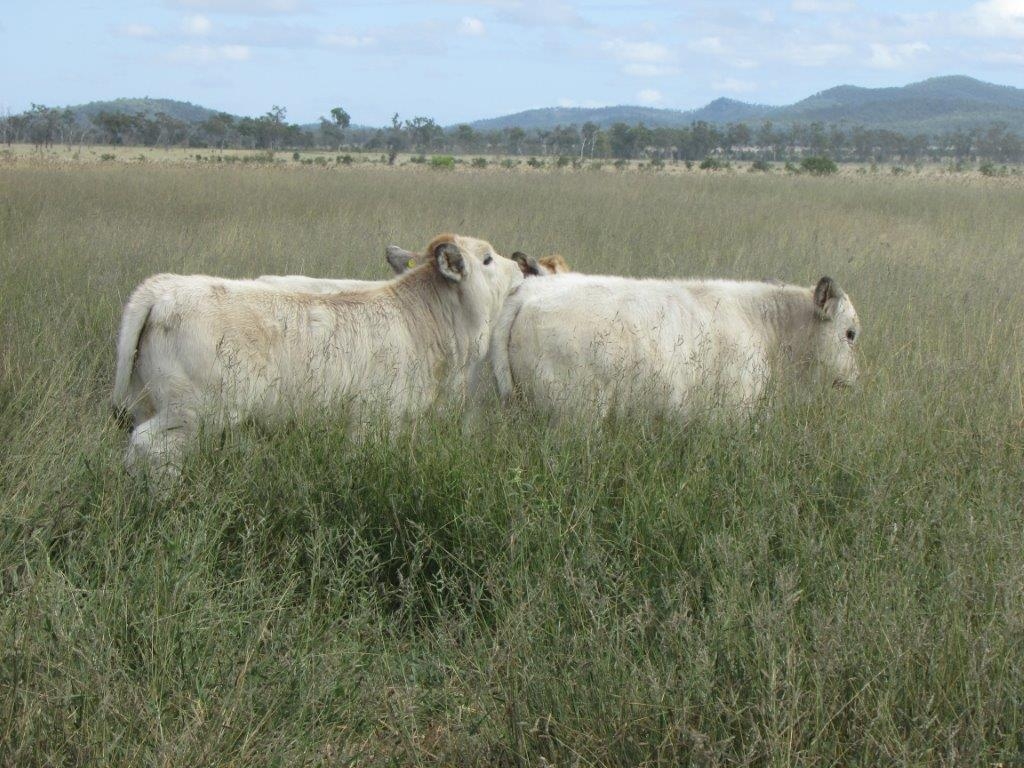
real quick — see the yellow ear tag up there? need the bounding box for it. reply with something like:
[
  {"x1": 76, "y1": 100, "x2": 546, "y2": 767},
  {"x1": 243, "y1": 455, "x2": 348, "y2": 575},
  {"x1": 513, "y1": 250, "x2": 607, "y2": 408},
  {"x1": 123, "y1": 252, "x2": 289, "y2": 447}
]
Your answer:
[{"x1": 407, "y1": 258, "x2": 416, "y2": 268}]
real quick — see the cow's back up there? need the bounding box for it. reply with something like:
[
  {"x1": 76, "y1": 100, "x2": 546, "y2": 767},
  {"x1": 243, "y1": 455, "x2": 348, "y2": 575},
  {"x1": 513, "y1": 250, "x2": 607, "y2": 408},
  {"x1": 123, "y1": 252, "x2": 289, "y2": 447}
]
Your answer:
[{"x1": 499, "y1": 275, "x2": 770, "y2": 418}]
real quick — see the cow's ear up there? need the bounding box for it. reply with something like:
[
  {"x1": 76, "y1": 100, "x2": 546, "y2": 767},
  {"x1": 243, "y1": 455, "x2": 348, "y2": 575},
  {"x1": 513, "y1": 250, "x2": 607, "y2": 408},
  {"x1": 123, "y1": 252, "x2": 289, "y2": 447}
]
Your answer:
[
  {"x1": 813, "y1": 276, "x2": 845, "y2": 320},
  {"x1": 512, "y1": 251, "x2": 547, "y2": 276},
  {"x1": 435, "y1": 242, "x2": 465, "y2": 282},
  {"x1": 386, "y1": 245, "x2": 418, "y2": 274}
]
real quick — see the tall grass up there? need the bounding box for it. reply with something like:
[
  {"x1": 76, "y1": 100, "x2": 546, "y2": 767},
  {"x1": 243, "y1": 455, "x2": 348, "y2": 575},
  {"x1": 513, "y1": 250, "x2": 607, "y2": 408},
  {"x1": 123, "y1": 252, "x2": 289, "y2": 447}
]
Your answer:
[{"x1": 1, "y1": 165, "x2": 1022, "y2": 765}]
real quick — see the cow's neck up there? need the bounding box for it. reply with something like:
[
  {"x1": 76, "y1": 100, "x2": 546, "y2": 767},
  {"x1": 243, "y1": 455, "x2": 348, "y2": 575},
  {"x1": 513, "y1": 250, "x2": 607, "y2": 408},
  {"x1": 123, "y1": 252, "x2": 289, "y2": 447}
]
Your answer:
[
  {"x1": 742, "y1": 284, "x2": 817, "y2": 367},
  {"x1": 389, "y1": 267, "x2": 483, "y2": 372}
]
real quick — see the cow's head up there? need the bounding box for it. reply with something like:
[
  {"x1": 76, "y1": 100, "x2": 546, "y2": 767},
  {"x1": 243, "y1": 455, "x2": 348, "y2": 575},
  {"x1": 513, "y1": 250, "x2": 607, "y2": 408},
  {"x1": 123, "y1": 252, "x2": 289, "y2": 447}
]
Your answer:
[
  {"x1": 511, "y1": 251, "x2": 572, "y2": 277},
  {"x1": 424, "y1": 233, "x2": 523, "y2": 297},
  {"x1": 809, "y1": 276, "x2": 860, "y2": 388}
]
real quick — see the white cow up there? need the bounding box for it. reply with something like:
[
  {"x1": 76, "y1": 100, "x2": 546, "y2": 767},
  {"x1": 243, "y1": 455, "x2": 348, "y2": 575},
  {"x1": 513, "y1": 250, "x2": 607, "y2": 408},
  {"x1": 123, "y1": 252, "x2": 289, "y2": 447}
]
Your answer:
[
  {"x1": 256, "y1": 245, "x2": 420, "y2": 292},
  {"x1": 490, "y1": 273, "x2": 860, "y2": 420},
  {"x1": 112, "y1": 234, "x2": 524, "y2": 473}
]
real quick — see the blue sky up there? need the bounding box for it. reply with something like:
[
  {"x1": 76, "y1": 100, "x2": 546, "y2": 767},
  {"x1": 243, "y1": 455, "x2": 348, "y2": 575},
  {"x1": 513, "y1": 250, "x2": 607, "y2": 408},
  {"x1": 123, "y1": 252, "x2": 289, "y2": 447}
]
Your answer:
[{"x1": 3, "y1": 1, "x2": 1024, "y2": 125}]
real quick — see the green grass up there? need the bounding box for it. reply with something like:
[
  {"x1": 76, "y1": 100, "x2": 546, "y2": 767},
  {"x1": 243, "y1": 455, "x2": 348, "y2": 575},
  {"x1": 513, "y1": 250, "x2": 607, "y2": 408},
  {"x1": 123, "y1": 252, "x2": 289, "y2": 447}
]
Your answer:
[{"x1": 1, "y1": 164, "x2": 1023, "y2": 766}]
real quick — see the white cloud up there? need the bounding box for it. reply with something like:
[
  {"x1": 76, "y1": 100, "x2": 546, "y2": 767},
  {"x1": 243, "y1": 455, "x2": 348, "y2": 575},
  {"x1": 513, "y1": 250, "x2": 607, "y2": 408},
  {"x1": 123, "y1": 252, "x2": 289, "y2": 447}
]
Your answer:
[
  {"x1": 603, "y1": 39, "x2": 673, "y2": 63},
  {"x1": 490, "y1": 1, "x2": 585, "y2": 28},
  {"x1": 713, "y1": 77, "x2": 757, "y2": 93},
  {"x1": 602, "y1": 38, "x2": 677, "y2": 76},
  {"x1": 623, "y1": 63, "x2": 679, "y2": 76},
  {"x1": 459, "y1": 16, "x2": 486, "y2": 36},
  {"x1": 972, "y1": 0, "x2": 1024, "y2": 37},
  {"x1": 319, "y1": 32, "x2": 376, "y2": 48},
  {"x1": 981, "y1": 49, "x2": 1024, "y2": 63},
  {"x1": 168, "y1": 43, "x2": 251, "y2": 62},
  {"x1": 689, "y1": 36, "x2": 727, "y2": 55},
  {"x1": 792, "y1": 0, "x2": 855, "y2": 11},
  {"x1": 183, "y1": 14, "x2": 213, "y2": 35},
  {"x1": 637, "y1": 88, "x2": 663, "y2": 105},
  {"x1": 867, "y1": 41, "x2": 929, "y2": 68},
  {"x1": 166, "y1": 0, "x2": 308, "y2": 14},
  {"x1": 118, "y1": 23, "x2": 158, "y2": 38},
  {"x1": 782, "y1": 42, "x2": 850, "y2": 66}
]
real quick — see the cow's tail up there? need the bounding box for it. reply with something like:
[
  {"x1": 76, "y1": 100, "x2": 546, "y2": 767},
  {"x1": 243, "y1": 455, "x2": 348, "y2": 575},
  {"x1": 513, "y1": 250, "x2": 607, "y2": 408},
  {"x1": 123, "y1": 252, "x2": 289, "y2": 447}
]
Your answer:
[{"x1": 111, "y1": 279, "x2": 158, "y2": 426}]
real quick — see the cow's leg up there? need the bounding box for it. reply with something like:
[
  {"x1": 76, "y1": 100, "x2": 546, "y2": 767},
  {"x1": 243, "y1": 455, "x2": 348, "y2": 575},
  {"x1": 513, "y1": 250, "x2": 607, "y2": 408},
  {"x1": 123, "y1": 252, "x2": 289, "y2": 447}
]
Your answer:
[{"x1": 125, "y1": 411, "x2": 195, "y2": 482}]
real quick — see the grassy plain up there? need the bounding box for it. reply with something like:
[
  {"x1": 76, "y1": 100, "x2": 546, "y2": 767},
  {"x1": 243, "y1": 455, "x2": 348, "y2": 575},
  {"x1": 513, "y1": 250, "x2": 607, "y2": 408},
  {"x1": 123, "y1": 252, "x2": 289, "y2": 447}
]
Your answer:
[{"x1": 1, "y1": 160, "x2": 1022, "y2": 766}]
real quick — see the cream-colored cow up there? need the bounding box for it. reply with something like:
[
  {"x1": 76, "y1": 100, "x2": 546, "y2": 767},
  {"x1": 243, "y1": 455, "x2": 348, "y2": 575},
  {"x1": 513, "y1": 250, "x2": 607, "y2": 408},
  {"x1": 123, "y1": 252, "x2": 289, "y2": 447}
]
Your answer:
[
  {"x1": 490, "y1": 273, "x2": 860, "y2": 420},
  {"x1": 112, "y1": 234, "x2": 524, "y2": 474}
]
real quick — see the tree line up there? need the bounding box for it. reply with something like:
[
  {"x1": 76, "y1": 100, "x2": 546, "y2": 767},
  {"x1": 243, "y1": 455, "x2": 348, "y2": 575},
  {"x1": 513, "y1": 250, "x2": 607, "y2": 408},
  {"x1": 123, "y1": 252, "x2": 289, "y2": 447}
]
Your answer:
[{"x1": 4, "y1": 102, "x2": 1024, "y2": 164}]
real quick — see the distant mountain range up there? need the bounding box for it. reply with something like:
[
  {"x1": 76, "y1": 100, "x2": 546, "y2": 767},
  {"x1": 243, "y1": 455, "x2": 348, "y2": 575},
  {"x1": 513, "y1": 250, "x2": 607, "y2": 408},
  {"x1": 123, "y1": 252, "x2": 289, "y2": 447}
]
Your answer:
[
  {"x1": 62, "y1": 76, "x2": 1024, "y2": 136},
  {"x1": 469, "y1": 77, "x2": 1024, "y2": 134}
]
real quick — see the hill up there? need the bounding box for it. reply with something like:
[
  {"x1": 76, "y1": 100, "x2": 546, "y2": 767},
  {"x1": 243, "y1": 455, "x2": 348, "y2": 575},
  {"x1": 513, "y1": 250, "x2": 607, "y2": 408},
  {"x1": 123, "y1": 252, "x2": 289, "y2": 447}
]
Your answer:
[
  {"x1": 467, "y1": 76, "x2": 1024, "y2": 133},
  {"x1": 69, "y1": 97, "x2": 222, "y2": 125},
  {"x1": 775, "y1": 76, "x2": 1024, "y2": 133}
]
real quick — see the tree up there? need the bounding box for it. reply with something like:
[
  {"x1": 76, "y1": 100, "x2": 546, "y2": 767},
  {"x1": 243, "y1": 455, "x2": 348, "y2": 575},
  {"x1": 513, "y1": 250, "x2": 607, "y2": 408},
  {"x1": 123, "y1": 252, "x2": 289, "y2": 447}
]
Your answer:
[
  {"x1": 201, "y1": 112, "x2": 236, "y2": 148},
  {"x1": 454, "y1": 124, "x2": 476, "y2": 152},
  {"x1": 329, "y1": 107, "x2": 350, "y2": 130},
  {"x1": 404, "y1": 116, "x2": 442, "y2": 152},
  {"x1": 504, "y1": 126, "x2": 526, "y2": 155},
  {"x1": 580, "y1": 121, "x2": 599, "y2": 160},
  {"x1": 607, "y1": 123, "x2": 635, "y2": 158},
  {"x1": 319, "y1": 106, "x2": 350, "y2": 150}
]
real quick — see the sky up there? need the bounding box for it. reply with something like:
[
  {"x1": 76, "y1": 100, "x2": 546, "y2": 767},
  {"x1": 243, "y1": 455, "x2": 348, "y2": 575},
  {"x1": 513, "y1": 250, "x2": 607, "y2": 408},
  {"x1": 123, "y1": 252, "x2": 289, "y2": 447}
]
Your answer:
[{"x1": 3, "y1": 1, "x2": 1024, "y2": 126}]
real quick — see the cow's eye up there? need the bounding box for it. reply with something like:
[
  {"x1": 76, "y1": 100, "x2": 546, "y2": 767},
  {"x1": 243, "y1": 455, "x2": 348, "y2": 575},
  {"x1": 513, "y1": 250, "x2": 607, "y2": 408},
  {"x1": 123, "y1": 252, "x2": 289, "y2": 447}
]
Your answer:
[
  {"x1": 483, "y1": 255, "x2": 493, "y2": 265},
  {"x1": 846, "y1": 328, "x2": 856, "y2": 342}
]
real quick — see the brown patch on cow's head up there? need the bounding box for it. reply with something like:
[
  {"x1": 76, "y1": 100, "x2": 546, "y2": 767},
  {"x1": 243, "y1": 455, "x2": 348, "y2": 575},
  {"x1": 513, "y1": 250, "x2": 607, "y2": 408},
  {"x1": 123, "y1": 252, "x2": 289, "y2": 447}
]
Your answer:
[
  {"x1": 538, "y1": 254, "x2": 570, "y2": 274},
  {"x1": 424, "y1": 233, "x2": 458, "y2": 262}
]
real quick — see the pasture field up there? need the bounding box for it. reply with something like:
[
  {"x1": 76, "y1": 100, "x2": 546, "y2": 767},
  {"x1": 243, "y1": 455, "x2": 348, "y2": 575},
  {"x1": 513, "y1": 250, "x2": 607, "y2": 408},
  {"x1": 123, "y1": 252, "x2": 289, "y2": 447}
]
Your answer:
[{"x1": 1, "y1": 163, "x2": 1022, "y2": 766}]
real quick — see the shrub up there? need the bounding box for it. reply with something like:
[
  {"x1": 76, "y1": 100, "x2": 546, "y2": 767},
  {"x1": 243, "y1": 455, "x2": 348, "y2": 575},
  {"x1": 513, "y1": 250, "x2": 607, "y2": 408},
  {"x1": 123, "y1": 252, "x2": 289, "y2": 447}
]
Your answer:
[
  {"x1": 471, "y1": 157, "x2": 488, "y2": 169},
  {"x1": 800, "y1": 156, "x2": 838, "y2": 175},
  {"x1": 500, "y1": 158, "x2": 518, "y2": 169},
  {"x1": 785, "y1": 161, "x2": 801, "y2": 174},
  {"x1": 408, "y1": 155, "x2": 426, "y2": 164},
  {"x1": 648, "y1": 157, "x2": 665, "y2": 170},
  {"x1": 750, "y1": 159, "x2": 772, "y2": 172},
  {"x1": 555, "y1": 156, "x2": 571, "y2": 168},
  {"x1": 613, "y1": 158, "x2": 628, "y2": 170},
  {"x1": 337, "y1": 155, "x2": 353, "y2": 165},
  {"x1": 589, "y1": 161, "x2": 604, "y2": 171},
  {"x1": 314, "y1": 156, "x2": 328, "y2": 166},
  {"x1": 100, "y1": 153, "x2": 116, "y2": 161},
  {"x1": 292, "y1": 152, "x2": 301, "y2": 161},
  {"x1": 430, "y1": 155, "x2": 455, "y2": 170},
  {"x1": 979, "y1": 162, "x2": 1000, "y2": 177},
  {"x1": 684, "y1": 159, "x2": 693, "y2": 170},
  {"x1": 891, "y1": 165, "x2": 908, "y2": 176},
  {"x1": 699, "y1": 157, "x2": 725, "y2": 170},
  {"x1": 526, "y1": 157, "x2": 544, "y2": 169}
]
